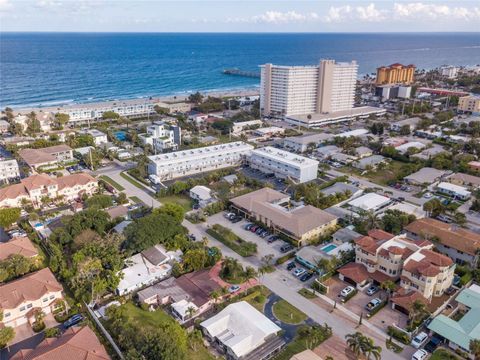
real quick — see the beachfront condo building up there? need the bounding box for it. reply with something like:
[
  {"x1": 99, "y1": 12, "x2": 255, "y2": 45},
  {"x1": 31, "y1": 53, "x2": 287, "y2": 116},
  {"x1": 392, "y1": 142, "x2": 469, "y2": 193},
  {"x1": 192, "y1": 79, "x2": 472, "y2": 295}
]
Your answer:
[
  {"x1": 375, "y1": 63, "x2": 416, "y2": 85},
  {"x1": 248, "y1": 146, "x2": 318, "y2": 183},
  {"x1": 260, "y1": 59, "x2": 358, "y2": 117},
  {"x1": 147, "y1": 141, "x2": 253, "y2": 181}
]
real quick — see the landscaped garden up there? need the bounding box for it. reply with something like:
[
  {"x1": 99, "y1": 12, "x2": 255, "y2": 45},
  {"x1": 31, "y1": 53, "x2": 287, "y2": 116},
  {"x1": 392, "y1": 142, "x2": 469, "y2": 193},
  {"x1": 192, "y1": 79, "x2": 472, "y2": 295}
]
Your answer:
[
  {"x1": 207, "y1": 224, "x2": 257, "y2": 257},
  {"x1": 159, "y1": 194, "x2": 193, "y2": 211}
]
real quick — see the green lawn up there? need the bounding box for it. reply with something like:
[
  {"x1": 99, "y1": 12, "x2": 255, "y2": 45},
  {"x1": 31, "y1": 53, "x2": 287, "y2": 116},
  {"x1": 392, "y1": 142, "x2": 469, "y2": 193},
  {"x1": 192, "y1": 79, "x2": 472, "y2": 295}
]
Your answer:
[
  {"x1": 272, "y1": 300, "x2": 307, "y2": 324},
  {"x1": 298, "y1": 288, "x2": 317, "y2": 299},
  {"x1": 120, "y1": 172, "x2": 147, "y2": 189},
  {"x1": 99, "y1": 175, "x2": 125, "y2": 191},
  {"x1": 120, "y1": 303, "x2": 215, "y2": 360},
  {"x1": 206, "y1": 224, "x2": 257, "y2": 257},
  {"x1": 240, "y1": 286, "x2": 271, "y2": 312},
  {"x1": 129, "y1": 196, "x2": 144, "y2": 204},
  {"x1": 159, "y1": 194, "x2": 193, "y2": 211},
  {"x1": 429, "y1": 349, "x2": 461, "y2": 360}
]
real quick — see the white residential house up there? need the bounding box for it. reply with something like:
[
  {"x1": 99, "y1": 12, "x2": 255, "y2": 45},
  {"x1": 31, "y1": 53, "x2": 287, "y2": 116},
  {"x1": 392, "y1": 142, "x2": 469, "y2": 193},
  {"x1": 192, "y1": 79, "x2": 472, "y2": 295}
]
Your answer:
[
  {"x1": 189, "y1": 185, "x2": 215, "y2": 207},
  {"x1": 77, "y1": 128, "x2": 108, "y2": 146},
  {"x1": 138, "y1": 121, "x2": 181, "y2": 152},
  {"x1": 148, "y1": 142, "x2": 253, "y2": 180},
  {"x1": 436, "y1": 182, "x2": 471, "y2": 200},
  {"x1": 0, "y1": 159, "x2": 20, "y2": 184},
  {"x1": 200, "y1": 301, "x2": 284, "y2": 360},
  {"x1": 248, "y1": 146, "x2": 318, "y2": 183},
  {"x1": 116, "y1": 245, "x2": 182, "y2": 296}
]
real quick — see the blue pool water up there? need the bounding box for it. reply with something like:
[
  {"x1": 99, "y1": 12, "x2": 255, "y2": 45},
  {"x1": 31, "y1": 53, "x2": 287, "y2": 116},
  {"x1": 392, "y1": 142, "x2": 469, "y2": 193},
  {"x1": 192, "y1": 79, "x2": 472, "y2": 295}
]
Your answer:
[
  {"x1": 114, "y1": 131, "x2": 127, "y2": 141},
  {"x1": 321, "y1": 244, "x2": 338, "y2": 253}
]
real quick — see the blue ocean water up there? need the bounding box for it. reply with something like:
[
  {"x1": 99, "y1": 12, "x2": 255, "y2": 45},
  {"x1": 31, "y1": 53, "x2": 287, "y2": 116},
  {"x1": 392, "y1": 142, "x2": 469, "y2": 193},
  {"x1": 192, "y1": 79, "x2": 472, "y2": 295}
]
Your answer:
[{"x1": 1, "y1": 32, "x2": 479, "y2": 108}]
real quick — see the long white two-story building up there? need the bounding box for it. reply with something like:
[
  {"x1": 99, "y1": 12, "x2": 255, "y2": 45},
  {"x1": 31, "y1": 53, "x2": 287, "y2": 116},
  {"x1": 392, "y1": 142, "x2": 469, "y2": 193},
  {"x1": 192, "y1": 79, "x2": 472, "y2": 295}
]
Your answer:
[
  {"x1": 248, "y1": 146, "x2": 318, "y2": 183},
  {"x1": 148, "y1": 142, "x2": 253, "y2": 180}
]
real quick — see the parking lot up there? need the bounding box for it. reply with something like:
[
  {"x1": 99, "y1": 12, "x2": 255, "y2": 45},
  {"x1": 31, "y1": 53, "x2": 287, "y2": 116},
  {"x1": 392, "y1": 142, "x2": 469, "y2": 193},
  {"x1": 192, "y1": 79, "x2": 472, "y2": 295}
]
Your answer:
[
  {"x1": 207, "y1": 212, "x2": 290, "y2": 259},
  {"x1": 324, "y1": 276, "x2": 408, "y2": 332}
]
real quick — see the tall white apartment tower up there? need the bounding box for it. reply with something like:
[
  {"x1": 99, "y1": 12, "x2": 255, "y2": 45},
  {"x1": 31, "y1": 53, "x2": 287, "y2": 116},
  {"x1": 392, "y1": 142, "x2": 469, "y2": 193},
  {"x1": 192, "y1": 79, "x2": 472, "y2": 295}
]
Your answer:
[{"x1": 260, "y1": 60, "x2": 358, "y2": 117}]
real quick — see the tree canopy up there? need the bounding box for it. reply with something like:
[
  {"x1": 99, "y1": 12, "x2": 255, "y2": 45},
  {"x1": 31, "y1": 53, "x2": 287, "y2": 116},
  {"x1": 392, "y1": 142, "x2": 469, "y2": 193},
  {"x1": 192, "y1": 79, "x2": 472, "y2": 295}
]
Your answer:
[{"x1": 0, "y1": 207, "x2": 21, "y2": 228}]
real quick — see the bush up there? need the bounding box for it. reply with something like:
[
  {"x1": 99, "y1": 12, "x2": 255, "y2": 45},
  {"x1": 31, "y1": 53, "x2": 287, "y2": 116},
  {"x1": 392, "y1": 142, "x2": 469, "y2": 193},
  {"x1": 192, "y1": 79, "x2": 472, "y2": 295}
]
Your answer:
[
  {"x1": 54, "y1": 313, "x2": 69, "y2": 323},
  {"x1": 32, "y1": 321, "x2": 46, "y2": 333},
  {"x1": 203, "y1": 201, "x2": 226, "y2": 216},
  {"x1": 387, "y1": 326, "x2": 410, "y2": 344},
  {"x1": 255, "y1": 294, "x2": 266, "y2": 304},
  {"x1": 206, "y1": 225, "x2": 257, "y2": 257},
  {"x1": 44, "y1": 327, "x2": 60, "y2": 338},
  {"x1": 275, "y1": 251, "x2": 296, "y2": 265},
  {"x1": 460, "y1": 272, "x2": 472, "y2": 286}
]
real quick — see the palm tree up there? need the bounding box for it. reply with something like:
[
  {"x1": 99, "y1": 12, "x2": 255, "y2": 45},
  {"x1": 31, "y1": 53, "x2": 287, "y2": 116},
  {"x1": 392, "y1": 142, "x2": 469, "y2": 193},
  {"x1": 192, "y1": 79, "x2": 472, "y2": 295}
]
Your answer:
[
  {"x1": 244, "y1": 266, "x2": 257, "y2": 285},
  {"x1": 186, "y1": 306, "x2": 197, "y2": 320},
  {"x1": 380, "y1": 280, "x2": 396, "y2": 301},
  {"x1": 469, "y1": 339, "x2": 480, "y2": 360},
  {"x1": 409, "y1": 300, "x2": 427, "y2": 326},
  {"x1": 345, "y1": 332, "x2": 365, "y2": 356},
  {"x1": 210, "y1": 290, "x2": 220, "y2": 303},
  {"x1": 362, "y1": 336, "x2": 382, "y2": 360}
]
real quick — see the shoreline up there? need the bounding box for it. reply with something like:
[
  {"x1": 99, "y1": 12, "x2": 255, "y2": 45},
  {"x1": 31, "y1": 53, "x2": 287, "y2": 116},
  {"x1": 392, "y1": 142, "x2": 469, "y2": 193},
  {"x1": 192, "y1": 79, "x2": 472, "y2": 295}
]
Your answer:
[{"x1": 7, "y1": 86, "x2": 261, "y2": 113}]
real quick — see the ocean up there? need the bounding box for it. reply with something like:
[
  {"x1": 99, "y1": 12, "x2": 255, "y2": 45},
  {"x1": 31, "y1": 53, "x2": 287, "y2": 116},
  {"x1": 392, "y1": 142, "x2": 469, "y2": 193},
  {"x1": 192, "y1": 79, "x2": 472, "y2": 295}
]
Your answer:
[{"x1": 1, "y1": 32, "x2": 479, "y2": 108}]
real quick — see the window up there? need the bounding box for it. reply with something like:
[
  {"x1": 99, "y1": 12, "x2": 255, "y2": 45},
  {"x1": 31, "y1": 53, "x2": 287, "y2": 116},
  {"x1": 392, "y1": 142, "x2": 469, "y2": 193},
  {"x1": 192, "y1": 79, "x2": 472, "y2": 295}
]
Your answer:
[
  {"x1": 27, "y1": 303, "x2": 33, "y2": 309},
  {"x1": 4, "y1": 313, "x2": 10, "y2": 318},
  {"x1": 19, "y1": 306, "x2": 26, "y2": 312},
  {"x1": 43, "y1": 297, "x2": 48, "y2": 302},
  {"x1": 50, "y1": 295, "x2": 55, "y2": 300}
]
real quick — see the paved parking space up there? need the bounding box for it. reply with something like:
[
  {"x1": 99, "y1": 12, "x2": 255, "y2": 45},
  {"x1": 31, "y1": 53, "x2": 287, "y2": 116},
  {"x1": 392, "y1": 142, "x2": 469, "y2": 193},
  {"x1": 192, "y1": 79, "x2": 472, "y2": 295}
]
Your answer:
[
  {"x1": 323, "y1": 276, "x2": 408, "y2": 332},
  {"x1": 207, "y1": 213, "x2": 288, "y2": 259}
]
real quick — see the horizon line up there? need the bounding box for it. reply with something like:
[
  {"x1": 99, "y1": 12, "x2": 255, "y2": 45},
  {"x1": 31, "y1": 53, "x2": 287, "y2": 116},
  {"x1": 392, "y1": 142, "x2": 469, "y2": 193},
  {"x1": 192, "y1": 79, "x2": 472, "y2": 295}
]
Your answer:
[{"x1": 1, "y1": 31, "x2": 479, "y2": 34}]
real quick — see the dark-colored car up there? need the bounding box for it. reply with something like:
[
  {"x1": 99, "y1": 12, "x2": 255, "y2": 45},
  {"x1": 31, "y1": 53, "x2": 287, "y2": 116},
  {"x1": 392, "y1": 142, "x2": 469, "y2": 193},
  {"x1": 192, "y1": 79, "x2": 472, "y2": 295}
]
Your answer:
[
  {"x1": 255, "y1": 227, "x2": 265, "y2": 235},
  {"x1": 192, "y1": 203, "x2": 200, "y2": 210},
  {"x1": 287, "y1": 261, "x2": 296, "y2": 270},
  {"x1": 231, "y1": 216, "x2": 242, "y2": 223},
  {"x1": 244, "y1": 224, "x2": 254, "y2": 230},
  {"x1": 268, "y1": 235, "x2": 279, "y2": 243},
  {"x1": 300, "y1": 272, "x2": 315, "y2": 282},
  {"x1": 280, "y1": 244, "x2": 294, "y2": 253},
  {"x1": 424, "y1": 336, "x2": 442, "y2": 353},
  {"x1": 63, "y1": 314, "x2": 84, "y2": 329},
  {"x1": 445, "y1": 287, "x2": 456, "y2": 296}
]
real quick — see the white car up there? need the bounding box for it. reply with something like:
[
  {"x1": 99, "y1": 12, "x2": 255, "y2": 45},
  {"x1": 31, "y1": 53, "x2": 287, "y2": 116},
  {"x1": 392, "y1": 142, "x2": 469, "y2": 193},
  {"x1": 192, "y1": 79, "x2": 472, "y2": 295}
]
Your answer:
[
  {"x1": 423, "y1": 193, "x2": 433, "y2": 199},
  {"x1": 293, "y1": 268, "x2": 306, "y2": 277},
  {"x1": 412, "y1": 349, "x2": 428, "y2": 360},
  {"x1": 411, "y1": 332, "x2": 428, "y2": 349},
  {"x1": 340, "y1": 286, "x2": 355, "y2": 297}
]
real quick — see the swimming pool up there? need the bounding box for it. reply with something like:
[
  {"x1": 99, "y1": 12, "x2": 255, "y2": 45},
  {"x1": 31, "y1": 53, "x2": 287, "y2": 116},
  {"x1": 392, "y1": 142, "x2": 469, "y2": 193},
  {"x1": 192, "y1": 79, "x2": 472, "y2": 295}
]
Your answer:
[
  {"x1": 114, "y1": 131, "x2": 127, "y2": 141},
  {"x1": 321, "y1": 244, "x2": 338, "y2": 253}
]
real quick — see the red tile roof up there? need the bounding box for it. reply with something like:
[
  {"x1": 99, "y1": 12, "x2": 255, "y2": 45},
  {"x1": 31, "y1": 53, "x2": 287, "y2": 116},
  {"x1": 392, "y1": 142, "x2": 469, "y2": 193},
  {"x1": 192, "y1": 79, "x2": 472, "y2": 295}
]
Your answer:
[{"x1": 338, "y1": 263, "x2": 370, "y2": 284}]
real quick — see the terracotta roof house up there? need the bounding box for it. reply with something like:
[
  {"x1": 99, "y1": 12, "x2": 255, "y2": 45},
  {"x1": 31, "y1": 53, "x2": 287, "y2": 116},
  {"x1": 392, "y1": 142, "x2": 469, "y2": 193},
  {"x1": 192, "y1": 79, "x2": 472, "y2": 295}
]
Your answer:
[
  {"x1": 18, "y1": 145, "x2": 73, "y2": 170},
  {"x1": 11, "y1": 326, "x2": 110, "y2": 360},
  {"x1": 401, "y1": 249, "x2": 454, "y2": 300},
  {"x1": 230, "y1": 188, "x2": 337, "y2": 246},
  {"x1": 338, "y1": 232, "x2": 435, "y2": 291},
  {"x1": 137, "y1": 267, "x2": 222, "y2": 323},
  {"x1": 404, "y1": 218, "x2": 480, "y2": 266},
  {"x1": 0, "y1": 236, "x2": 38, "y2": 261},
  {"x1": 0, "y1": 173, "x2": 98, "y2": 208},
  {"x1": 0, "y1": 268, "x2": 64, "y2": 328}
]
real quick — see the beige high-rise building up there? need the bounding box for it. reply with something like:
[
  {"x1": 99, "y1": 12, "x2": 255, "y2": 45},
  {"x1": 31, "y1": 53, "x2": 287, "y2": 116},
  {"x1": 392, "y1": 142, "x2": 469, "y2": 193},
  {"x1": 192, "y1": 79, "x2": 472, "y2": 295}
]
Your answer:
[
  {"x1": 376, "y1": 63, "x2": 415, "y2": 85},
  {"x1": 260, "y1": 59, "x2": 358, "y2": 116},
  {"x1": 458, "y1": 95, "x2": 480, "y2": 113}
]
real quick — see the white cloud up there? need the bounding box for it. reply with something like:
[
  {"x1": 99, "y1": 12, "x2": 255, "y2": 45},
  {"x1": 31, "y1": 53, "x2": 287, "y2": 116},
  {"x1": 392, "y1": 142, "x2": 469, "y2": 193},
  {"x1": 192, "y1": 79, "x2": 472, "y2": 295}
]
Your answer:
[
  {"x1": 0, "y1": 0, "x2": 13, "y2": 12},
  {"x1": 227, "y1": 10, "x2": 320, "y2": 24},
  {"x1": 393, "y1": 2, "x2": 480, "y2": 21},
  {"x1": 324, "y1": 3, "x2": 386, "y2": 23}
]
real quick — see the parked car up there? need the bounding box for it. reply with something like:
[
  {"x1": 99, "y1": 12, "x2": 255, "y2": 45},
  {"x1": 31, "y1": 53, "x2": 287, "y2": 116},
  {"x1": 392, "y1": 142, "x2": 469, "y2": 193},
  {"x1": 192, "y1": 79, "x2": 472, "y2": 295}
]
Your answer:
[
  {"x1": 300, "y1": 272, "x2": 315, "y2": 282},
  {"x1": 365, "y1": 298, "x2": 382, "y2": 311},
  {"x1": 424, "y1": 336, "x2": 442, "y2": 353},
  {"x1": 192, "y1": 203, "x2": 200, "y2": 210},
  {"x1": 260, "y1": 231, "x2": 270, "y2": 238},
  {"x1": 280, "y1": 244, "x2": 294, "y2": 253},
  {"x1": 453, "y1": 275, "x2": 461, "y2": 287},
  {"x1": 411, "y1": 332, "x2": 429, "y2": 349},
  {"x1": 287, "y1": 262, "x2": 296, "y2": 270},
  {"x1": 63, "y1": 314, "x2": 84, "y2": 329},
  {"x1": 231, "y1": 216, "x2": 242, "y2": 223},
  {"x1": 224, "y1": 212, "x2": 235, "y2": 219},
  {"x1": 250, "y1": 226, "x2": 259, "y2": 232},
  {"x1": 397, "y1": 196, "x2": 405, "y2": 202},
  {"x1": 412, "y1": 349, "x2": 428, "y2": 360},
  {"x1": 255, "y1": 227, "x2": 265, "y2": 235},
  {"x1": 244, "y1": 224, "x2": 254, "y2": 230},
  {"x1": 424, "y1": 192, "x2": 433, "y2": 199},
  {"x1": 340, "y1": 286, "x2": 355, "y2": 297},
  {"x1": 293, "y1": 268, "x2": 306, "y2": 277},
  {"x1": 268, "y1": 236, "x2": 279, "y2": 243},
  {"x1": 445, "y1": 287, "x2": 456, "y2": 296},
  {"x1": 228, "y1": 285, "x2": 241, "y2": 293},
  {"x1": 366, "y1": 285, "x2": 379, "y2": 296}
]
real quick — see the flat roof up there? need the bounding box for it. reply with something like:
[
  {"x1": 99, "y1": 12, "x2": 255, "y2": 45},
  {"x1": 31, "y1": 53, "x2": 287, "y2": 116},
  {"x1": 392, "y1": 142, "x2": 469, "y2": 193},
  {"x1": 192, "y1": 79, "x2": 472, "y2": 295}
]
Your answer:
[
  {"x1": 348, "y1": 193, "x2": 391, "y2": 211},
  {"x1": 251, "y1": 146, "x2": 318, "y2": 168},
  {"x1": 285, "y1": 106, "x2": 385, "y2": 123},
  {"x1": 284, "y1": 133, "x2": 331, "y2": 145},
  {"x1": 437, "y1": 182, "x2": 471, "y2": 196},
  {"x1": 404, "y1": 167, "x2": 447, "y2": 184},
  {"x1": 148, "y1": 141, "x2": 253, "y2": 165}
]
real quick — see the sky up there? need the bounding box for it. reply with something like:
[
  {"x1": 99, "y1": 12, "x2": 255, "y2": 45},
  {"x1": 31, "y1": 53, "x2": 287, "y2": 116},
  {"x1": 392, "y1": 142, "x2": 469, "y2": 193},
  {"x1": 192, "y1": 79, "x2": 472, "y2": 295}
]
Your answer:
[{"x1": 0, "y1": 0, "x2": 480, "y2": 32}]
